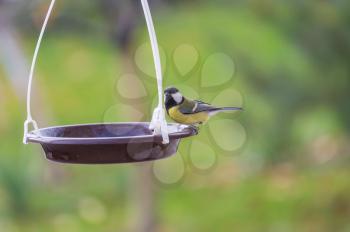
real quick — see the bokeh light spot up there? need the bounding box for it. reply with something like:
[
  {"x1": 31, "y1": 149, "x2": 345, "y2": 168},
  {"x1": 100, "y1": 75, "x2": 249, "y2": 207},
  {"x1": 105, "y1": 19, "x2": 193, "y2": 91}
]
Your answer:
[
  {"x1": 201, "y1": 53, "x2": 235, "y2": 87},
  {"x1": 209, "y1": 119, "x2": 246, "y2": 152},
  {"x1": 127, "y1": 140, "x2": 154, "y2": 161},
  {"x1": 153, "y1": 153, "x2": 185, "y2": 185},
  {"x1": 116, "y1": 74, "x2": 147, "y2": 99},
  {"x1": 103, "y1": 104, "x2": 144, "y2": 123},
  {"x1": 135, "y1": 42, "x2": 166, "y2": 78},
  {"x1": 189, "y1": 140, "x2": 216, "y2": 171},
  {"x1": 78, "y1": 197, "x2": 107, "y2": 224},
  {"x1": 212, "y1": 88, "x2": 243, "y2": 110},
  {"x1": 173, "y1": 44, "x2": 199, "y2": 76}
]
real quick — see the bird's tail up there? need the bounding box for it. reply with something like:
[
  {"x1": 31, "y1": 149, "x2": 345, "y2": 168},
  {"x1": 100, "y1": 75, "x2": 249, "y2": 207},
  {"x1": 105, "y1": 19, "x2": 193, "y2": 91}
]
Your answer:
[
  {"x1": 218, "y1": 107, "x2": 243, "y2": 111},
  {"x1": 208, "y1": 107, "x2": 243, "y2": 116}
]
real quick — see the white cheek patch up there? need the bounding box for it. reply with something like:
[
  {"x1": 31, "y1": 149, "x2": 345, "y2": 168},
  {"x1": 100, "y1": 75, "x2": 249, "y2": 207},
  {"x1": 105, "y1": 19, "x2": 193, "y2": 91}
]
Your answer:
[{"x1": 172, "y1": 92, "x2": 183, "y2": 103}]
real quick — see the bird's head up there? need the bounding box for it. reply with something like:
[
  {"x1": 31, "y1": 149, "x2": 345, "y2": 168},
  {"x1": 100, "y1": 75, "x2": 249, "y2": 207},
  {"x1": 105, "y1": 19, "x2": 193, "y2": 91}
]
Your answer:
[{"x1": 164, "y1": 86, "x2": 184, "y2": 110}]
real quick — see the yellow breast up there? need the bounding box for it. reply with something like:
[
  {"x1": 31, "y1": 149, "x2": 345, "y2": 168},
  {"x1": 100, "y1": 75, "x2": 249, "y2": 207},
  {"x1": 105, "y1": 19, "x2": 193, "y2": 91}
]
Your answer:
[{"x1": 168, "y1": 106, "x2": 209, "y2": 125}]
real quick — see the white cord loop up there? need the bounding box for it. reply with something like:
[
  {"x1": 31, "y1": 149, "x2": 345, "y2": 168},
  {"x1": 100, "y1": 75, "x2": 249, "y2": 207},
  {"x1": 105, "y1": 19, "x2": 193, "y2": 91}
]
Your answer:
[
  {"x1": 141, "y1": 0, "x2": 169, "y2": 144},
  {"x1": 23, "y1": 0, "x2": 56, "y2": 144},
  {"x1": 23, "y1": 119, "x2": 39, "y2": 144},
  {"x1": 24, "y1": 0, "x2": 169, "y2": 144}
]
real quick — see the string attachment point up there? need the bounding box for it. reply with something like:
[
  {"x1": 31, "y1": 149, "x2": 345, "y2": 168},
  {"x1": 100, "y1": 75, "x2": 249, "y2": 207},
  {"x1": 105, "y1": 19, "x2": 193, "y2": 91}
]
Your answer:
[
  {"x1": 149, "y1": 106, "x2": 169, "y2": 144},
  {"x1": 23, "y1": 119, "x2": 39, "y2": 144}
]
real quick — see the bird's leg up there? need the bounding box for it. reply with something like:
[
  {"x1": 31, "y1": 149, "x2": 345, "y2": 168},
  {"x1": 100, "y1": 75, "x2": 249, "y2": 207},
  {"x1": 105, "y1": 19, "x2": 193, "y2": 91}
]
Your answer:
[{"x1": 189, "y1": 124, "x2": 200, "y2": 133}]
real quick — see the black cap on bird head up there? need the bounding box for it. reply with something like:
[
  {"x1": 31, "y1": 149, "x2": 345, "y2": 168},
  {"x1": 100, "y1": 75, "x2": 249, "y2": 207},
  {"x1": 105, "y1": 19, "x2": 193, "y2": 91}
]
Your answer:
[
  {"x1": 164, "y1": 86, "x2": 183, "y2": 111},
  {"x1": 164, "y1": 86, "x2": 179, "y2": 95}
]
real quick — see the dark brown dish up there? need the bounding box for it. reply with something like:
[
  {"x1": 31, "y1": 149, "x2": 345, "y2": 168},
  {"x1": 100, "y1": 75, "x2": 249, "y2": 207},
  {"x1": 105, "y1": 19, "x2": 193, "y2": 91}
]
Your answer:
[{"x1": 27, "y1": 122, "x2": 197, "y2": 164}]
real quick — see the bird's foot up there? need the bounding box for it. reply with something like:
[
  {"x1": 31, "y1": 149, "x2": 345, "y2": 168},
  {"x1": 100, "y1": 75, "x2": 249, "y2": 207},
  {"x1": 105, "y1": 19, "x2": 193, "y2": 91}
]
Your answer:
[{"x1": 188, "y1": 124, "x2": 200, "y2": 133}]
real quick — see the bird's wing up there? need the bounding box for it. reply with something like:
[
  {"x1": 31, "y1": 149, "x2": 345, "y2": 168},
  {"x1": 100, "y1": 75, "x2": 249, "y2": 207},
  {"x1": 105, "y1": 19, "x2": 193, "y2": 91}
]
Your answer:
[
  {"x1": 179, "y1": 99, "x2": 219, "y2": 114},
  {"x1": 193, "y1": 100, "x2": 220, "y2": 113},
  {"x1": 178, "y1": 99, "x2": 197, "y2": 114}
]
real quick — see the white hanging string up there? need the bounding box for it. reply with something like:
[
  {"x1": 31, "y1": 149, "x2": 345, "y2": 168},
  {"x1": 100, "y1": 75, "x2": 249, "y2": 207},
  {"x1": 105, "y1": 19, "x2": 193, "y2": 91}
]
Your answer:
[
  {"x1": 140, "y1": 0, "x2": 169, "y2": 144},
  {"x1": 23, "y1": 0, "x2": 169, "y2": 144},
  {"x1": 23, "y1": 0, "x2": 56, "y2": 144}
]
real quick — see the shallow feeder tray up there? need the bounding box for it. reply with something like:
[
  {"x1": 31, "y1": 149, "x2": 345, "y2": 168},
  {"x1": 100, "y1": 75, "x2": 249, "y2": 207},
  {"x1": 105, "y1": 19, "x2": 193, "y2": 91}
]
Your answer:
[{"x1": 26, "y1": 122, "x2": 197, "y2": 164}]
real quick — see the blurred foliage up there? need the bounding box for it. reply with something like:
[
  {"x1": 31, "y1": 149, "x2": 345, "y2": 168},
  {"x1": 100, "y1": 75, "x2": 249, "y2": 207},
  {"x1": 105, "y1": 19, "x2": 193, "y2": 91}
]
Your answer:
[{"x1": 1, "y1": 0, "x2": 350, "y2": 231}]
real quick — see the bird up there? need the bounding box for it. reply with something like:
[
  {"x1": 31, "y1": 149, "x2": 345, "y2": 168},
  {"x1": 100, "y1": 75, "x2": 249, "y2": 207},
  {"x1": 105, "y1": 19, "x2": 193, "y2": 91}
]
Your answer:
[{"x1": 164, "y1": 87, "x2": 243, "y2": 126}]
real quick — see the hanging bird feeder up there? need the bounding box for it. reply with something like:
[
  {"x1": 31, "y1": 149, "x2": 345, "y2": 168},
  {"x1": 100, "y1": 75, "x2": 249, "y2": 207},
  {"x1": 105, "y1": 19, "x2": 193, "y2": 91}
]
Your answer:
[{"x1": 23, "y1": 0, "x2": 197, "y2": 164}]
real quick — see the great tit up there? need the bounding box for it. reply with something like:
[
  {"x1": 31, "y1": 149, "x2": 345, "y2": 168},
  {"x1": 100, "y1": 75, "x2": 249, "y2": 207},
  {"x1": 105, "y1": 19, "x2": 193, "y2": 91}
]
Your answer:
[{"x1": 164, "y1": 87, "x2": 243, "y2": 125}]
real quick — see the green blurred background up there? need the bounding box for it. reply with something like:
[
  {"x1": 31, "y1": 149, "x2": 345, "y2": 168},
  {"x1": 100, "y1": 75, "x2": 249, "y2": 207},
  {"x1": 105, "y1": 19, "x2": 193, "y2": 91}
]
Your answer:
[{"x1": 1, "y1": 0, "x2": 350, "y2": 231}]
